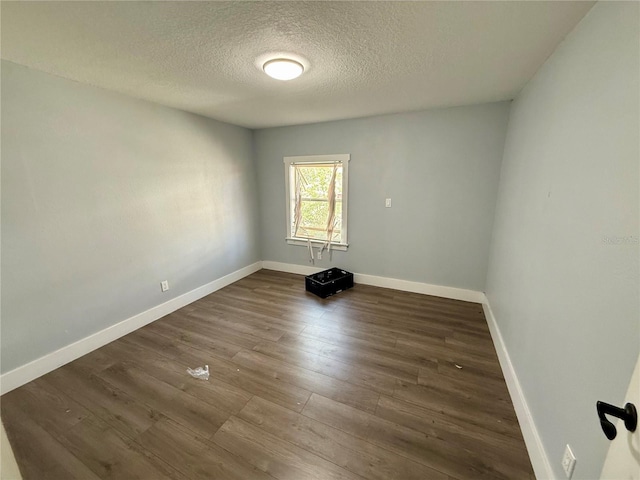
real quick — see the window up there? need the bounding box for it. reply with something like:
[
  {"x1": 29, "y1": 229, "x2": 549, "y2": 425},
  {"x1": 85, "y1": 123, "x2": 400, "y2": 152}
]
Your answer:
[{"x1": 284, "y1": 154, "x2": 349, "y2": 251}]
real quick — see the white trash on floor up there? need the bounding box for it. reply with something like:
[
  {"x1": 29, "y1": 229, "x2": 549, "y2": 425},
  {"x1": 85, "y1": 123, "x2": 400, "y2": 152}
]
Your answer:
[{"x1": 187, "y1": 365, "x2": 209, "y2": 380}]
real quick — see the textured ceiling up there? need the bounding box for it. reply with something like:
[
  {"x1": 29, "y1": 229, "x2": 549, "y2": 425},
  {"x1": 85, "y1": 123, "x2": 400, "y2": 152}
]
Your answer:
[{"x1": 1, "y1": 1, "x2": 594, "y2": 129}]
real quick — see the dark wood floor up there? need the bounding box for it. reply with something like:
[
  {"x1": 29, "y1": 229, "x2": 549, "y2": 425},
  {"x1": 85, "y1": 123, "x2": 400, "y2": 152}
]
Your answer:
[{"x1": 1, "y1": 269, "x2": 534, "y2": 480}]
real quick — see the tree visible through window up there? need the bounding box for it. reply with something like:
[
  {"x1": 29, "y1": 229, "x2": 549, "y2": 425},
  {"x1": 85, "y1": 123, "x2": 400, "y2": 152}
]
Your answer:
[{"x1": 284, "y1": 154, "x2": 349, "y2": 249}]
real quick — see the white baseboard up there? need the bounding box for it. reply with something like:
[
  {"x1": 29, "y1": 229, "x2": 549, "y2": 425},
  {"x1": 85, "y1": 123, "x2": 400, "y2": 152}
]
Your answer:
[
  {"x1": 0, "y1": 261, "x2": 263, "y2": 395},
  {"x1": 262, "y1": 261, "x2": 321, "y2": 277},
  {"x1": 482, "y1": 299, "x2": 554, "y2": 480},
  {"x1": 261, "y1": 260, "x2": 485, "y2": 303},
  {"x1": 354, "y1": 272, "x2": 485, "y2": 303}
]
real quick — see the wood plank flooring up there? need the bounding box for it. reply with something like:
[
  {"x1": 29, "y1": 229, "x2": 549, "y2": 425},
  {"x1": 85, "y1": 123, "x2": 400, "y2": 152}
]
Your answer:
[{"x1": 1, "y1": 269, "x2": 534, "y2": 479}]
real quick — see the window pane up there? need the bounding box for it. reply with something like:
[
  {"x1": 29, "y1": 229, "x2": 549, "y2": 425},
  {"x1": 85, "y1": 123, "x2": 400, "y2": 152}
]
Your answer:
[
  {"x1": 296, "y1": 165, "x2": 342, "y2": 200},
  {"x1": 291, "y1": 163, "x2": 343, "y2": 243},
  {"x1": 296, "y1": 200, "x2": 329, "y2": 241}
]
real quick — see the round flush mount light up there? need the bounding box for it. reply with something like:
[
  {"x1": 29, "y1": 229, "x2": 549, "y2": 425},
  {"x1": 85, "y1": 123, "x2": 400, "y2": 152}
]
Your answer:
[{"x1": 263, "y1": 58, "x2": 304, "y2": 81}]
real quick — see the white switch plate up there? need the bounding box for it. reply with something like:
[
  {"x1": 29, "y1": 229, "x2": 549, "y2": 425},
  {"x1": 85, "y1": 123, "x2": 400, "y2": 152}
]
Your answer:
[
  {"x1": 385, "y1": 198, "x2": 392, "y2": 208},
  {"x1": 161, "y1": 280, "x2": 169, "y2": 292},
  {"x1": 562, "y1": 444, "x2": 576, "y2": 478}
]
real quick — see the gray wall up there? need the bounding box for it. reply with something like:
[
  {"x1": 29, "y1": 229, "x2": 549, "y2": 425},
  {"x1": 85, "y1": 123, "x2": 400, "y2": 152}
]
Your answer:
[
  {"x1": 485, "y1": 3, "x2": 639, "y2": 478},
  {"x1": 1, "y1": 61, "x2": 260, "y2": 373},
  {"x1": 254, "y1": 103, "x2": 510, "y2": 291}
]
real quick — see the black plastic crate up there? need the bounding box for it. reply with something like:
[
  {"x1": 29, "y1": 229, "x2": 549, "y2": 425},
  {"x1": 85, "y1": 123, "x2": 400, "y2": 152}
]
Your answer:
[{"x1": 305, "y1": 267, "x2": 354, "y2": 298}]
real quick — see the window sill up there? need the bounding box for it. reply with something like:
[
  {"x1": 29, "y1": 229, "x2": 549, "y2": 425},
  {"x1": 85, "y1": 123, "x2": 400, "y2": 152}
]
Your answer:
[{"x1": 286, "y1": 238, "x2": 349, "y2": 251}]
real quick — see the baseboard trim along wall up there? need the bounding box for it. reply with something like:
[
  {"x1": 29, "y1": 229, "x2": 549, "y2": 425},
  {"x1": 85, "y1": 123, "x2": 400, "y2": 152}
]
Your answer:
[
  {"x1": 482, "y1": 300, "x2": 554, "y2": 480},
  {"x1": 0, "y1": 261, "x2": 263, "y2": 395},
  {"x1": 261, "y1": 261, "x2": 486, "y2": 303}
]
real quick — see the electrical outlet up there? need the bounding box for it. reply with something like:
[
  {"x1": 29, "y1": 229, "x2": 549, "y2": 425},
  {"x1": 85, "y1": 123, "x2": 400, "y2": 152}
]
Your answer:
[
  {"x1": 385, "y1": 198, "x2": 392, "y2": 208},
  {"x1": 160, "y1": 280, "x2": 169, "y2": 292},
  {"x1": 562, "y1": 444, "x2": 576, "y2": 478},
  {"x1": 317, "y1": 251, "x2": 322, "y2": 260}
]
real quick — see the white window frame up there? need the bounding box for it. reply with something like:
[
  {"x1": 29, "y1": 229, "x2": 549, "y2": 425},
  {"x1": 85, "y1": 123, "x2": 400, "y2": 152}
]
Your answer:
[{"x1": 284, "y1": 154, "x2": 349, "y2": 251}]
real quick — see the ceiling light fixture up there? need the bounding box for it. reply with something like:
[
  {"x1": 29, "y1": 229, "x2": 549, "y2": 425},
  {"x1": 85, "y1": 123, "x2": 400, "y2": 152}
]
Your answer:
[{"x1": 263, "y1": 58, "x2": 304, "y2": 81}]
